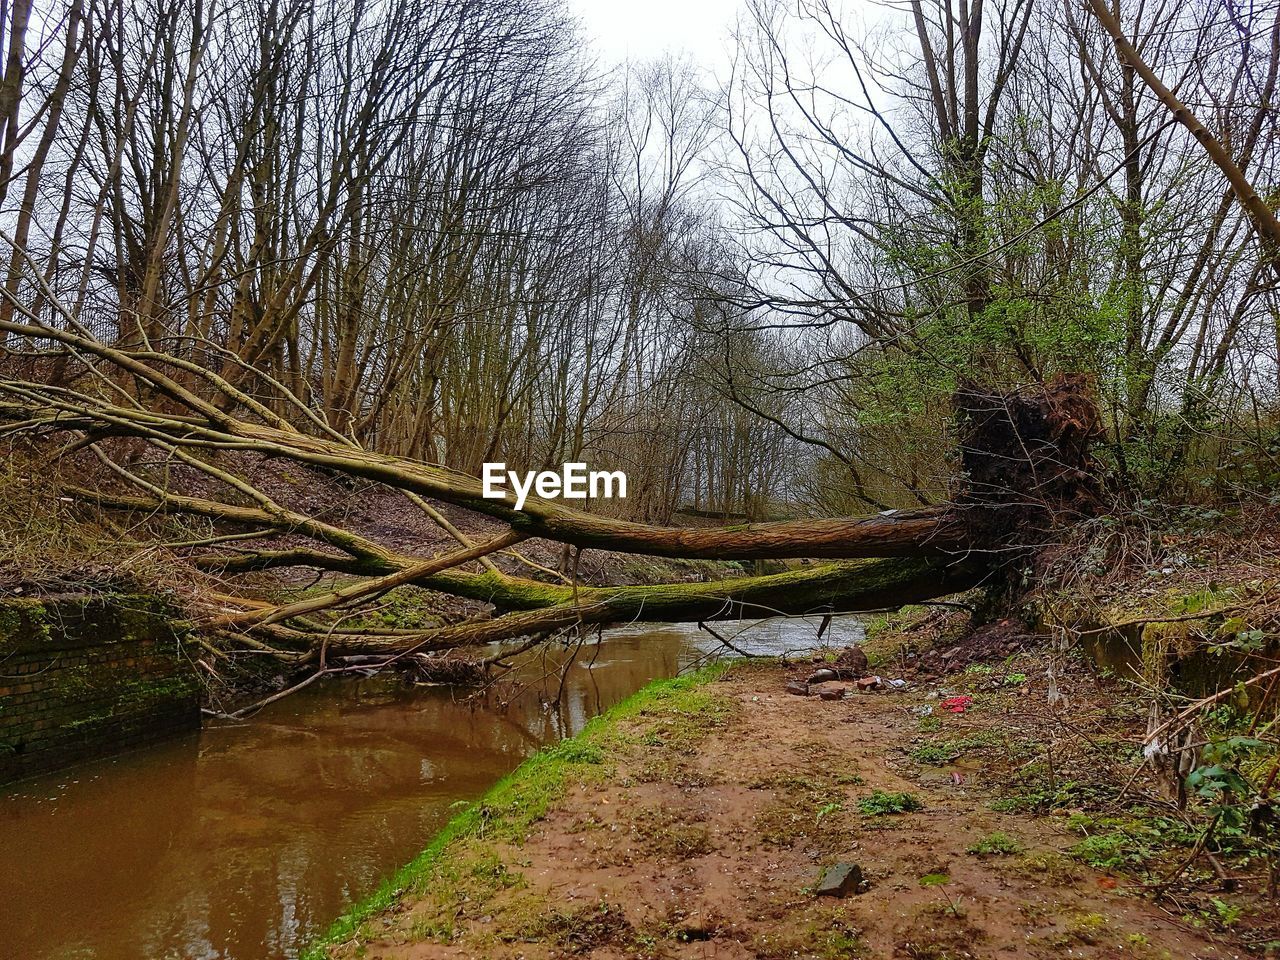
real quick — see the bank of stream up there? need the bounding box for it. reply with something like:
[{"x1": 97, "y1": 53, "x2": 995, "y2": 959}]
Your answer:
[
  {"x1": 314, "y1": 640, "x2": 1271, "y2": 960},
  {"x1": 1, "y1": 616, "x2": 854, "y2": 960}
]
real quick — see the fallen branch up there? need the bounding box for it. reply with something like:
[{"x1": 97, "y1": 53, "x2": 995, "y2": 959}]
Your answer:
[
  {"x1": 1144, "y1": 665, "x2": 1280, "y2": 750},
  {"x1": 0, "y1": 268, "x2": 1104, "y2": 663}
]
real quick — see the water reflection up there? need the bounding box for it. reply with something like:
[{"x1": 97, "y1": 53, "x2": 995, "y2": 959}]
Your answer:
[{"x1": 1, "y1": 616, "x2": 859, "y2": 960}]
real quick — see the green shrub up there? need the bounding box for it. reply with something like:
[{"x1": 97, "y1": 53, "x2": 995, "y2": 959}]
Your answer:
[{"x1": 857, "y1": 790, "x2": 922, "y2": 815}]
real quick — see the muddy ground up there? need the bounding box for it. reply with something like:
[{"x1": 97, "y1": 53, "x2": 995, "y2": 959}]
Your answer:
[{"x1": 322, "y1": 645, "x2": 1276, "y2": 960}]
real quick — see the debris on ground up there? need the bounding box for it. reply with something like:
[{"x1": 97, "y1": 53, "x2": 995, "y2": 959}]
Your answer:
[
  {"x1": 792, "y1": 673, "x2": 909, "y2": 696},
  {"x1": 327, "y1": 660, "x2": 1264, "y2": 960},
  {"x1": 804, "y1": 645, "x2": 869, "y2": 684},
  {"x1": 912, "y1": 617, "x2": 1036, "y2": 678}
]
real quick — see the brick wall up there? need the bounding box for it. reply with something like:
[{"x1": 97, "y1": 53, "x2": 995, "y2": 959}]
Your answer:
[{"x1": 0, "y1": 594, "x2": 202, "y2": 785}]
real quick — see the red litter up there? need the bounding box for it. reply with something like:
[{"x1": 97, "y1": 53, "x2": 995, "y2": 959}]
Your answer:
[{"x1": 939, "y1": 695, "x2": 973, "y2": 713}]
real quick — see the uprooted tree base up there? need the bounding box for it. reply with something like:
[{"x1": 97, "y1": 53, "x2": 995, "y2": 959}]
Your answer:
[{"x1": 0, "y1": 311, "x2": 1103, "y2": 675}]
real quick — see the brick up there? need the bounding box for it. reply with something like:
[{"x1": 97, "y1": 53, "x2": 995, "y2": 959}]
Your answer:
[{"x1": 0, "y1": 595, "x2": 200, "y2": 786}]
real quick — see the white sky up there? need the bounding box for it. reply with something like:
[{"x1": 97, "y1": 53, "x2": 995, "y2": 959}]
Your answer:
[{"x1": 565, "y1": 0, "x2": 743, "y2": 72}]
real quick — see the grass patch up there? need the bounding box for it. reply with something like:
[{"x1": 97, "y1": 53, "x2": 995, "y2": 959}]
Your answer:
[
  {"x1": 989, "y1": 776, "x2": 1115, "y2": 814},
  {"x1": 1036, "y1": 911, "x2": 1114, "y2": 950},
  {"x1": 1015, "y1": 851, "x2": 1082, "y2": 883},
  {"x1": 967, "y1": 832, "x2": 1023, "y2": 856},
  {"x1": 751, "y1": 763, "x2": 862, "y2": 850},
  {"x1": 1065, "y1": 811, "x2": 1199, "y2": 871},
  {"x1": 857, "y1": 790, "x2": 922, "y2": 816},
  {"x1": 623, "y1": 805, "x2": 713, "y2": 859},
  {"x1": 749, "y1": 902, "x2": 865, "y2": 959},
  {"x1": 859, "y1": 606, "x2": 930, "y2": 668},
  {"x1": 910, "y1": 741, "x2": 961, "y2": 765},
  {"x1": 537, "y1": 900, "x2": 635, "y2": 954},
  {"x1": 910, "y1": 730, "x2": 1015, "y2": 766},
  {"x1": 301, "y1": 662, "x2": 734, "y2": 959}
]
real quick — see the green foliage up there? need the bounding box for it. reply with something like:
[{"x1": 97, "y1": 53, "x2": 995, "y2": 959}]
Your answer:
[
  {"x1": 814, "y1": 801, "x2": 843, "y2": 824},
  {"x1": 1209, "y1": 624, "x2": 1268, "y2": 656},
  {"x1": 1069, "y1": 832, "x2": 1136, "y2": 871},
  {"x1": 990, "y1": 778, "x2": 1114, "y2": 815},
  {"x1": 1170, "y1": 585, "x2": 1234, "y2": 616},
  {"x1": 911, "y1": 730, "x2": 1010, "y2": 767},
  {"x1": 1209, "y1": 897, "x2": 1242, "y2": 927},
  {"x1": 967, "y1": 832, "x2": 1024, "y2": 856},
  {"x1": 1066, "y1": 812, "x2": 1200, "y2": 870},
  {"x1": 910, "y1": 742, "x2": 960, "y2": 765},
  {"x1": 1186, "y1": 733, "x2": 1275, "y2": 835},
  {"x1": 857, "y1": 790, "x2": 922, "y2": 816}
]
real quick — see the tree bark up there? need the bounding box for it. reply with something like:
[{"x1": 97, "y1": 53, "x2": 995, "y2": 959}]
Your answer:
[{"x1": 272, "y1": 557, "x2": 989, "y2": 656}]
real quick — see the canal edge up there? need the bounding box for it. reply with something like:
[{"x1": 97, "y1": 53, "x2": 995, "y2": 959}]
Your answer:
[{"x1": 301, "y1": 659, "x2": 738, "y2": 959}]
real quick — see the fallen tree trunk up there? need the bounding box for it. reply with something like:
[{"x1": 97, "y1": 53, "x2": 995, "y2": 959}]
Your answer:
[
  {"x1": 261, "y1": 557, "x2": 990, "y2": 657},
  {"x1": 0, "y1": 311, "x2": 941, "y2": 559},
  {"x1": 0, "y1": 289, "x2": 1102, "y2": 662}
]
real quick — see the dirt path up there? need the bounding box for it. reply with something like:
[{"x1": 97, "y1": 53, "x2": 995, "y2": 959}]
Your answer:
[{"x1": 326, "y1": 661, "x2": 1250, "y2": 960}]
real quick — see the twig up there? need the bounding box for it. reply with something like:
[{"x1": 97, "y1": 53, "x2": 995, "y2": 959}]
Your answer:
[
  {"x1": 1149, "y1": 814, "x2": 1220, "y2": 899},
  {"x1": 698, "y1": 620, "x2": 759, "y2": 658},
  {"x1": 1145, "y1": 665, "x2": 1280, "y2": 749}
]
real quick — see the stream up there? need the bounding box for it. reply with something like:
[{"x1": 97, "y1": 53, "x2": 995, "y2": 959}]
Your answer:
[{"x1": 1, "y1": 616, "x2": 860, "y2": 960}]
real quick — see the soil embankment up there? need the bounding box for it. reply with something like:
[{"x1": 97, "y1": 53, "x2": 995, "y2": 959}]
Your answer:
[{"x1": 310, "y1": 649, "x2": 1268, "y2": 959}]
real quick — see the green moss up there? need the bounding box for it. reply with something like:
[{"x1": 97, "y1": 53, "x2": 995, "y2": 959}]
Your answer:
[
  {"x1": 0, "y1": 609, "x2": 20, "y2": 640},
  {"x1": 611, "y1": 555, "x2": 742, "y2": 585},
  {"x1": 116, "y1": 601, "x2": 174, "y2": 641},
  {"x1": 0, "y1": 595, "x2": 185, "y2": 656},
  {"x1": 301, "y1": 662, "x2": 734, "y2": 959},
  {"x1": 0, "y1": 600, "x2": 50, "y2": 655},
  {"x1": 427, "y1": 558, "x2": 968, "y2": 625},
  {"x1": 336, "y1": 586, "x2": 446, "y2": 631},
  {"x1": 37, "y1": 671, "x2": 199, "y2": 733},
  {"x1": 0, "y1": 594, "x2": 199, "y2": 772}
]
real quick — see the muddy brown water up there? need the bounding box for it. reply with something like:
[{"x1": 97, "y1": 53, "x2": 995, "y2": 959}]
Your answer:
[{"x1": 1, "y1": 616, "x2": 858, "y2": 960}]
